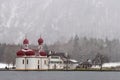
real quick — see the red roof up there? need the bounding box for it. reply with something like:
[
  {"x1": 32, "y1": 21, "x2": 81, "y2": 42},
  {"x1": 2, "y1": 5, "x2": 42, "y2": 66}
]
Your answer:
[
  {"x1": 38, "y1": 37, "x2": 43, "y2": 45},
  {"x1": 23, "y1": 38, "x2": 29, "y2": 44},
  {"x1": 25, "y1": 50, "x2": 35, "y2": 56},
  {"x1": 39, "y1": 51, "x2": 47, "y2": 56},
  {"x1": 17, "y1": 49, "x2": 35, "y2": 56},
  {"x1": 16, "y1": 50, "x2": 25, "y2": 57}
]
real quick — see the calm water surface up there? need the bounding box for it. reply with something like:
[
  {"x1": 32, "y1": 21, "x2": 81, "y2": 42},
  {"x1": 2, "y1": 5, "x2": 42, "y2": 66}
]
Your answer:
[{"x1": 0, "y1": 71, "x2": 119, "y2": 80}]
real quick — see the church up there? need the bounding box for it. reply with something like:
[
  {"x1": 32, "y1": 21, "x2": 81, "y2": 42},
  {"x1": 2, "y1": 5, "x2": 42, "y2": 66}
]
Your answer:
[
  {"x1": 15, "y1": 37, "x2": 78, "y2": 70},
  {"x1": 16, "y1": 37, "x2": 65, "y2": 70},
  {"x1": 16, "y1": 37, "x2": 49, "y2": 70}
]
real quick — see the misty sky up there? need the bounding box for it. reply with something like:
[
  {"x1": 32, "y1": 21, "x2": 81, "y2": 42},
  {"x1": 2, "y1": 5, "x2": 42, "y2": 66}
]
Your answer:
[{"x1": 0, "y1": 0, "x2": 120, "y2": 44}]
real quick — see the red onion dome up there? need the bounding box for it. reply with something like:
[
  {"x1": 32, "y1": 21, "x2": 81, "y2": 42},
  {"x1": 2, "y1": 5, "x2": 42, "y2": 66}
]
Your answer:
[
  {"x1": 25, "y1": 50, "x2": 35, "y2": 56},
  {"x1": 16, "y1": 50, "x2": 25, "y2": 57},
  {"x1": 39, "y1": 51, "x2": 47, "y2": 56},
  {"x1": 38, "y1": 37, "x2": 43, "y2": 45},
  {"x1": 23, "y1": 38, "x2": 29, "y2": 44}
]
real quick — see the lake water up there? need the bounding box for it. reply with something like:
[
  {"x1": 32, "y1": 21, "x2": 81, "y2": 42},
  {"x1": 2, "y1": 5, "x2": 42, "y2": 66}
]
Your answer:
[{"x1": 0, "y1": 71, "x2": 119, "y2": 80}]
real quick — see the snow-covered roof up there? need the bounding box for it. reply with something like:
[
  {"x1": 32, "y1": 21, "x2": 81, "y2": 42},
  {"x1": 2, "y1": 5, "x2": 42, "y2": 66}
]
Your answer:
[
  {"x1": 21, "y1": 49, "x2": 33, "y2": 52},
  {"x1": 69, "y1": 59, "x2": 78, "y2": 63}
]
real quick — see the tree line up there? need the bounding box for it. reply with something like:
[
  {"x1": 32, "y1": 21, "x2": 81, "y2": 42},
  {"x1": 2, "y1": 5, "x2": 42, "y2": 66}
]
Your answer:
[
  {"x1": 48, "y1": 35, "x2": 120, "y2": 63},
  {"x1": 0, "y1": 35, "x2": 120, "y2": 65}
]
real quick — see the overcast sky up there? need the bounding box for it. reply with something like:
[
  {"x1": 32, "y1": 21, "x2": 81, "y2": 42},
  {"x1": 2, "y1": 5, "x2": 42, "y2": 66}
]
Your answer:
[{"x1": 0, "y1": 0, "x2": 120, "y2": 44}]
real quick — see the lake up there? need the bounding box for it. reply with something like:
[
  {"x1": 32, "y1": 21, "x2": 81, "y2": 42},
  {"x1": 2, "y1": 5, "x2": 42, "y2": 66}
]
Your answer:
[{"x1": 0, "y1": 71, "x2": 119, "y2": 80}]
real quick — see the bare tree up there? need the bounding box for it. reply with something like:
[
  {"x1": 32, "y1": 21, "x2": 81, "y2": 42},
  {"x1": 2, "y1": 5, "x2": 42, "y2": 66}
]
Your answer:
[{"x1": 93, "y1": 53, "x2": 109, "y2": 70}]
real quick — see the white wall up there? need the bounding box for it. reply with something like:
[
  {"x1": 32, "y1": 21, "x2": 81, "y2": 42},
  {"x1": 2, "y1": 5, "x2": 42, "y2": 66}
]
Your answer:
[
  {"x1": 16, "y1": 57, "x2": 25, "y2": 70},
  {"x1": 25, "y1": 57, "x2": 48, "y2": 70},
  {"x1": 39, "y1": 57, "x2": 48, "y2": 70},
  {"x1": 25, "y1": 57, "x2": 38, "y2": 70},
  {"x1": 16, "y1": 56, "x2": 67, "y2": 70},
  {"x1": 48, "y1": 56, "x2": 64, "y2": 69}
]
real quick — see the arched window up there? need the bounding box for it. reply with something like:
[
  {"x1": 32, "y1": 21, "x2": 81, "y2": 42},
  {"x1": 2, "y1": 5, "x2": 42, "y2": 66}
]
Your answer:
[
  {"x1": 27, "y1": 59, "x2": 28, "y2": 64},
  {"x1": 22, "y1": 60, "x2": 24, "y2": 64}
]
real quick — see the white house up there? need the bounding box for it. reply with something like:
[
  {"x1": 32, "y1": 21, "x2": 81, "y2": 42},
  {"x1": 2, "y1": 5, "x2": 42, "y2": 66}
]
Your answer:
[{"x1": 48, "y1": 54, "x2": 64, "y2": 69}]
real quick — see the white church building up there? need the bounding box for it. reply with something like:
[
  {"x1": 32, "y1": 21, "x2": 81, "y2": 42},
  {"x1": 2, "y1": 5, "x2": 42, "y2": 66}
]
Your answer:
[
  {"x1": 16, "y1": 37, "x2": 49, "y2": 70},
  {"x1": 16, "y1": 37, "x2": 78, "y2": 70}
]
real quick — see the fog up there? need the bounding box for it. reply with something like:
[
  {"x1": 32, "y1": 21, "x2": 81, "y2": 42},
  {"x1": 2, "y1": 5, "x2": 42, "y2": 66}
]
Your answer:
[{"x1": 0, "y1": 0, "x2": 120, "y2": 44}]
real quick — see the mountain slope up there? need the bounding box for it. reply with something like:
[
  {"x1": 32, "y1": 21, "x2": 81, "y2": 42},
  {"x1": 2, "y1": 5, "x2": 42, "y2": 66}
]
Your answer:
[{"x1": 0, "y1": 0, "x2": 120, "y2": 44}]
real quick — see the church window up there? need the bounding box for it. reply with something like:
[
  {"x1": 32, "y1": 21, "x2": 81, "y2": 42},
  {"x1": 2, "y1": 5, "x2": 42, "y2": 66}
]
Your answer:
[
  {"x1": 27, "y1": 59, "x2": 28, "y2": 64},
  {"x1": 22, "y1": 60, "x2": 24, "y2": 64}
]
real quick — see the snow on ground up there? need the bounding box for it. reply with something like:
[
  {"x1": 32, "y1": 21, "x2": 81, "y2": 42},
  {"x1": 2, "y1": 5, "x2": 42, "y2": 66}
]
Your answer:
[
  {"x1": 0, "y1": 63, "x2": 13, "y2": 69},
  {"x1": 91, "y1": 65, "x2": 101, "y2": 69},
  {"x1": 102, "y1": 62, "x2": 120, "y2": 68},
  {"x1": 92, "y1": 62, "x2": 120, "y2": 69}
]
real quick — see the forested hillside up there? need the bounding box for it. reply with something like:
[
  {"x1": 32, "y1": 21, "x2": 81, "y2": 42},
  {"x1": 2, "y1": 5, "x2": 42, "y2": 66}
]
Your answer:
[
  {"x1": 0, "y1": 35, "x2": 120, "y2": 64},
  {"x1": 48, "y1": 35, "x2": 120, "y2": 62}
]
